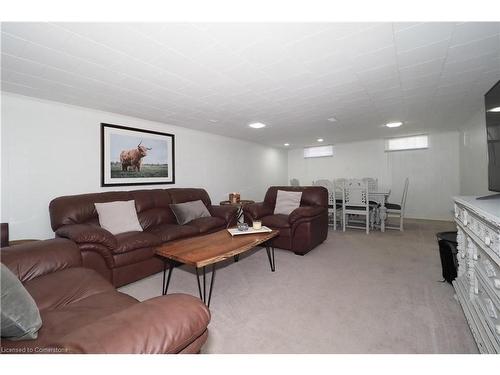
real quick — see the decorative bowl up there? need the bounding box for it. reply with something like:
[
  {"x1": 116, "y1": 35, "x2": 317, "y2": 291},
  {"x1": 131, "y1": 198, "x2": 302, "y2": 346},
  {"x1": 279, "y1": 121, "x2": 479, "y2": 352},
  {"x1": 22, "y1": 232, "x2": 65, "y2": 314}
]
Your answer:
[{"x1": 237, "y1": 223, "x2": 249, "y2": 231}]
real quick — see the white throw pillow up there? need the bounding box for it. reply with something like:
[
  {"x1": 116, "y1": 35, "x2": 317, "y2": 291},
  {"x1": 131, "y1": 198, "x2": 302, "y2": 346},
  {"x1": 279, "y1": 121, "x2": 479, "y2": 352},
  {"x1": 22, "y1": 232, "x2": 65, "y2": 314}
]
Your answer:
[
  {"x1": 274, "y1": 190, "x2": 302, "y2": 216},
  {"x1": 94, "y1": 200, "x2": 143, "y2": 235}
]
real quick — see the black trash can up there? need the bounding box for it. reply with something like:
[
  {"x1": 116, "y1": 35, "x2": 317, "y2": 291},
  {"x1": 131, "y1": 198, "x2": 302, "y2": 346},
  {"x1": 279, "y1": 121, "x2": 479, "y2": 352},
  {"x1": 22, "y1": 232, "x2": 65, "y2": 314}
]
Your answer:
[{"x1": 436, "y1": 231, "x2": 458, "y2": 283}]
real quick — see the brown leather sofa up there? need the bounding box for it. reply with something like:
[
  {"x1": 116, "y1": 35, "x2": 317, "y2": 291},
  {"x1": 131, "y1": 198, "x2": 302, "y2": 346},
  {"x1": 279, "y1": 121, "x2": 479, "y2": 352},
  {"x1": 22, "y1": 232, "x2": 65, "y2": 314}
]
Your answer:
[
  {"x1": 0, "y1": 239, "x2": 210, "y2": 354},
  {"x1": 49, "y1": 188, "x2": 237, "y2": 287},
  {"x1": 243, "y1": 186, "x2": 328, "y2": 255}
]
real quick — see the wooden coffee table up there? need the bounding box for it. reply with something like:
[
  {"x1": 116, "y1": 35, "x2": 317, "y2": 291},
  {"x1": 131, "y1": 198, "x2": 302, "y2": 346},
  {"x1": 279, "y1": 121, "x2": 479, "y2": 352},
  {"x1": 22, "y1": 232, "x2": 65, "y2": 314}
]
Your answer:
[{"x1": 154, "y1": 229, "x2": 279, "y2": 307}]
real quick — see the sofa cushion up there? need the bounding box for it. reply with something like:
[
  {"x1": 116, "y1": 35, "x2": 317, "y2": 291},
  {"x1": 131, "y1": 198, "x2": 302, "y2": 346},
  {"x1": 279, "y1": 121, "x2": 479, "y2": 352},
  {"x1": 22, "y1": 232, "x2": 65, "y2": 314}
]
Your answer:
[
  {"x1": 146, "y1": 223, "x2": 199, "y2": 242},
  {"x1": 262, "y1": 214, "x2": 290, "y2": 229},
  {"x1": 113, "y1": 232, "x2": 162, "y2": 254},
  {"x1": 187, "y1": 217, "x2": 226, "y2": 233},
  {"x1": 1, "y1": 264, "x2": 42, "y2": 341},
  {"x1": 274, "y1": 190, "x2": 302, "y2": 215},
  {"x1": 94, "y1": 200, "x2": 143, "y2": 235},
  {"x1": 170, "y1": 200, "x2": 211, "y2": 225}
]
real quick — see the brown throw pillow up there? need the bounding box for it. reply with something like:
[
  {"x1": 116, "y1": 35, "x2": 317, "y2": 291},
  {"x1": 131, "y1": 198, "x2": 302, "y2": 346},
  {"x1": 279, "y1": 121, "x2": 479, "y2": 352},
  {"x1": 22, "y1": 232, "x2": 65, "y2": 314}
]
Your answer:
[{"x1": 170, "y1": 200, "x2": 211, "y2": 225}]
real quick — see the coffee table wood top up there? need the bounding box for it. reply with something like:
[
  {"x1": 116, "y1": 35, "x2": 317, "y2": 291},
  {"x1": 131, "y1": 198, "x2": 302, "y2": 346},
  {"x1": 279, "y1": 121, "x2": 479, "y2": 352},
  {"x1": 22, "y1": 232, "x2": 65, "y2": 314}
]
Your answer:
[{"x1": 154, "y1": 229, "x2": 279, "y2": 268}]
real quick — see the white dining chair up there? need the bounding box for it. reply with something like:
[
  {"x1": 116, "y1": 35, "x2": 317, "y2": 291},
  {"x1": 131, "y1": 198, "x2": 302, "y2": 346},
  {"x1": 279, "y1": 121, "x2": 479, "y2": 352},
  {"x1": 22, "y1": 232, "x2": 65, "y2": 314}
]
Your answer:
[
  {"x1": 385, "y1": 177, "x2": 409, "y2": 231},
  {"x1": 312, "y1": 179, "x2": 341, "y2": 229},
  {"x1": 342, "y1": 179, "x2": 373, "y2": 234}
]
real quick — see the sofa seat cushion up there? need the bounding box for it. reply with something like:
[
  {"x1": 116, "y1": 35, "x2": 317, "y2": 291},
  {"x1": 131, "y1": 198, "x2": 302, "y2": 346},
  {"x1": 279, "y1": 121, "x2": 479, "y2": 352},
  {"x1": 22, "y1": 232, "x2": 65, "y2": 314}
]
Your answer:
[
  {"x1": 113, "y1": 231, "x2": 162, "y2": 254},
  {"x1": 262, "y1": 214, "x2": 290, "y2": 229},
  {"x1": 187, "y1": 217, "x2": 226, "y2": 233},
  {"x1": 146, "y1": 223, "x2": 199, "y2": 242},
  {"x1": 24, "y1": 268, "x2": 116, "y2": 312}
]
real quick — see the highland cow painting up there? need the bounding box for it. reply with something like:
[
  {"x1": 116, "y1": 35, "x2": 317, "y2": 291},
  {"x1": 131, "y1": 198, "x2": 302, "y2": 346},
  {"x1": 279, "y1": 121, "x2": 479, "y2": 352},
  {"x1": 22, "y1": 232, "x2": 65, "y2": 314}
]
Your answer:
[{"x1": 101, "y1": 123, "x2": 175, "y2": 186}]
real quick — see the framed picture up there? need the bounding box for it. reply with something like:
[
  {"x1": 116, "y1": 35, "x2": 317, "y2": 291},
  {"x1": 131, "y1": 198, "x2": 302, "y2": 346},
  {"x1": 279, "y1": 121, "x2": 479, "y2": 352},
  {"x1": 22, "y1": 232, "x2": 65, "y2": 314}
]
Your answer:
[{"x1": 101, "y1": 123, "x2": 175, "y2": 186}]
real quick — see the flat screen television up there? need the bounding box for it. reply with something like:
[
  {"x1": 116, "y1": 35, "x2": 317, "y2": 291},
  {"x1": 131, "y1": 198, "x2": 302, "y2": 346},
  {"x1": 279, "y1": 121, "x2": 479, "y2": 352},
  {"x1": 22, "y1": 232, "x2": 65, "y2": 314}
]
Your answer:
[{"x1": 485, "y1": 80, "x2": 500, "y2": 192}]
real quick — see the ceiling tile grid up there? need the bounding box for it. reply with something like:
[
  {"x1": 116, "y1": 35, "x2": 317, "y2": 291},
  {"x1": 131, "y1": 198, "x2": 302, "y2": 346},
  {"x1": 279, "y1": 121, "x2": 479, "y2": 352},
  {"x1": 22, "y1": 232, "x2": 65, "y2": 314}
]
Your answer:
[{"x1": 1, "y1": 22, "x2": 499, "y2": 147}]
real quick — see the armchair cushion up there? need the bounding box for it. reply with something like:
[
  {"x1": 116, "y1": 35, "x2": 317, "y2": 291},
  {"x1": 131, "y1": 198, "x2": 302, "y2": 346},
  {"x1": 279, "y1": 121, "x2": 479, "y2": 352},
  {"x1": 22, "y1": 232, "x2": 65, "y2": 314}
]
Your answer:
[
  {"x1": 113, "y1": 231, "x2": 162, "y2": 254},
  {"x1": 242, "y1": 202, "x2": 273, "y2": 220},
  {"x1": 55, "y1": 224, "x2": 117, "y2": 250},
  {"x1": 289, "y1": 206, "x2": 326, "y2": 224},
  {"x1": 262, "y1": 214, "x2": 290, "y2": 228}
]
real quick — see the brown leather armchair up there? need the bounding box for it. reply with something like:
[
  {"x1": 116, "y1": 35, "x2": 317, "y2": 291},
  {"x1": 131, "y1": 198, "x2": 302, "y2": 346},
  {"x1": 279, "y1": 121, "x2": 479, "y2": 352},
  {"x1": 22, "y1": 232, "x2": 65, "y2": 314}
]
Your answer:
[
  {"x1": 0, "y1": 239, "x2": 210, "y2": 354},
  {"x1": 243, "y1": 186, "x2": 328, "y2": 255}
]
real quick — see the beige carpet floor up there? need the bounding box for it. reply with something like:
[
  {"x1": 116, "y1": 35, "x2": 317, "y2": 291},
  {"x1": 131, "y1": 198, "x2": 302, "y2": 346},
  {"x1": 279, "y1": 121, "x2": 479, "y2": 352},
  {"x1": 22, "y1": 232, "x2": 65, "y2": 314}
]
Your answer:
[{"x1": 119, "y1": 219, "x2": 478, "y2": 353}]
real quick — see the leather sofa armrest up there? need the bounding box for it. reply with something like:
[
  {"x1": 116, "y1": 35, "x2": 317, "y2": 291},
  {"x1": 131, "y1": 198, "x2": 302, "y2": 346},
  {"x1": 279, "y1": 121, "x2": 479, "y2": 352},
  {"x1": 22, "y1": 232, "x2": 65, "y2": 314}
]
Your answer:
[
  {"x1": 55, "y1": 224, "x2": 117, "y2": 250},
  {"x1": 50, "y1": 294, "x2": 211, "y2": 354},
  {"x1": 209, "y1": 205, "x2": 238, "y2": 224},
  {"x1": 289, "y1": 206, "x2": 326, "y2": 224},
  {"x1": 0, "y1": 238, "x2": 81, "y2": 283},
  {"x1": 242, "y1": 202, "x2": 273, "y2": 220}
]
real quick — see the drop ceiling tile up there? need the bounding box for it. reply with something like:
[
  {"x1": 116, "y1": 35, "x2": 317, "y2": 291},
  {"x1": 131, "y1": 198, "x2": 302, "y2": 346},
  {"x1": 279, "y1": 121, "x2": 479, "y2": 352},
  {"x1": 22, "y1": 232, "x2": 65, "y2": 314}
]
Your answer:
[
  {"x1": 355, "y1": 64, "x2": 399, "y2": 83},
  {"x1": 400, "y1": 73, "x2": 440, "y2": 90},
  {"x1": 397, "y1": 40, "x2": 449, "y2": 68},
  {"x1": 341, "y1": 24, "x2": 394, "y2": 58},
  {"x1": 399, "y1": 58, "x2": 444, "y2": 80},
  {"x1": 1, "y1": 32, "x2": 28, "y2": 56},
  {"x1": 349, "y1": 46, "x2": 397, "y2": 72},
  {"x1": 395, "y1": 22, "x2": 454, "y2": 52},
  {"x1": 446, "y1": 35, "x2": 500, "y2": 63},
  {"x1": 131, "y1": 23, "x2": 216, "y2": 58},
  {"x1": 1, "y1": 53, "x2": 47, "y2": 77},
  {"x1": 451, "y1": 22, "x2": 500, "y2": 46},
  {"x1": 393, "y1": 23, "x2": 422, "y2": 32},
  {"x1": 18, "y1": 41, "x2": 80, "y2": 71},
  {"x1": 2, "y1": 23, "x2": 72, "y2": 52}
]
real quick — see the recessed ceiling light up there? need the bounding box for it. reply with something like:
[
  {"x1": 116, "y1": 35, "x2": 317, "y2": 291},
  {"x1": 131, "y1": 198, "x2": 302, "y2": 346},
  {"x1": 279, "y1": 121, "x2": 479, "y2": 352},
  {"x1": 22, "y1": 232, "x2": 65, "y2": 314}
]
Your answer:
[
  {"x1": 317, "y1": 138, "x2": 324, "y2": 142},
  {"x1": 327, "y1": 117, "x2": 337, "y2": 122},
  {"x1": 248, "y1": 122, "x2": 266, "y2": 129},
  {"x1": 209, "y1": 119, "x2": 218, "y2": 123},
  {"x1": 487, "y1": 106, "x2": 500, "y2": 112},
  {"x1": 284, "y1": 143, "x2": 290, "y2": 146},
  {"x1": 385, "y1": 121, "x2": 403, "y2": 128}
]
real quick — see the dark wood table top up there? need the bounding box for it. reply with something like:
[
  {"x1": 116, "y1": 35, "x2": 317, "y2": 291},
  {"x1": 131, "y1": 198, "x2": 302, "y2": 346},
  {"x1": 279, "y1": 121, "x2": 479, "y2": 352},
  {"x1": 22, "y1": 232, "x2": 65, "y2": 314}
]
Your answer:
[{"x1": 154, "y1": 229, "x2": 278, "y2": 268}]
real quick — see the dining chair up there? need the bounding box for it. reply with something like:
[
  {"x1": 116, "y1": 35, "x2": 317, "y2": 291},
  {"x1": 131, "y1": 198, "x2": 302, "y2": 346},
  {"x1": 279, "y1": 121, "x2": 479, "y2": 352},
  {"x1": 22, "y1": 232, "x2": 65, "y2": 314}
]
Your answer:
[
  {"x1": 385, "y1": 177, "x2": 409, "y2": 231},
  {"x1": 342, "y1": 179, "x2": 374, "y2": 234},
  {"x1": 312, "y1": 179, "x2": 341, "y2": 229},
  {"x1": 290, "y1": 178, "x2": 300, "y2": 186}
]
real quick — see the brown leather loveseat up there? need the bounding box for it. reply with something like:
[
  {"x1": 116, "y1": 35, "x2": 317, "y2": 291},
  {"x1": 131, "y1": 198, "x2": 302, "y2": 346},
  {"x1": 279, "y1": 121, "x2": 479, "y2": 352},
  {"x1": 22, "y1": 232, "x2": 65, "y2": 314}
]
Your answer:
[
  {"x1": 49, "y1": 188, "x2": 237, "y2": 287},
  {"x1": 243, "y1": 186, "x2": 328, "y2": 255},
  {"x1": 0, "y1": 239, "x2": 210, "y2": 354}
]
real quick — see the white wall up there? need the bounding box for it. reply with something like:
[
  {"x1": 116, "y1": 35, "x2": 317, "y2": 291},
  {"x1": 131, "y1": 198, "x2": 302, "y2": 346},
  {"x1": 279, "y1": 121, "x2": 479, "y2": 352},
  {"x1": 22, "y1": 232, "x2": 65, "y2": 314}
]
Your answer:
[
  {"x1": 288, "y1": 132, "x2": 461, "y2": 221},
  {"x1": 1, "y1": 93, "x2": 288, "y2": 240},
  {"x1": 458, "y1": 109, "x2": 490, "y2": 196}
]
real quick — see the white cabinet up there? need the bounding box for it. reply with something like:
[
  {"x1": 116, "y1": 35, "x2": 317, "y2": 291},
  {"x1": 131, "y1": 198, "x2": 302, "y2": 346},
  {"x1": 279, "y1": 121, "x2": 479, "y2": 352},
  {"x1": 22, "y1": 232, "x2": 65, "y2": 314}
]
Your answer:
[{"x1": 453, "y1": 196, "x2": 500, "y2": 353}]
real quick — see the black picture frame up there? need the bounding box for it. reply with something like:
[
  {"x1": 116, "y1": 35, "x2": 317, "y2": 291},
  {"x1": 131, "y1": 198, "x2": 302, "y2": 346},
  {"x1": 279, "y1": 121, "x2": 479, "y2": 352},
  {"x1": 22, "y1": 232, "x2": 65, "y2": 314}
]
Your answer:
[{"x1": 101, "y1": 123, "x2": 175, "y2": 187}]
